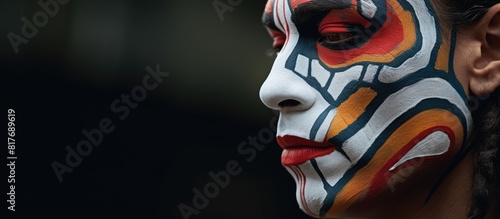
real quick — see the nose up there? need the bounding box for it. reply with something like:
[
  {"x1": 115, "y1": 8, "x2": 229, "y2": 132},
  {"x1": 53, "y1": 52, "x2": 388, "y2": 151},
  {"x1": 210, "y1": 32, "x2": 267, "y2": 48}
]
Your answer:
[{"x1": 259, "y1": 58, "x2": 316, "y2": 111}]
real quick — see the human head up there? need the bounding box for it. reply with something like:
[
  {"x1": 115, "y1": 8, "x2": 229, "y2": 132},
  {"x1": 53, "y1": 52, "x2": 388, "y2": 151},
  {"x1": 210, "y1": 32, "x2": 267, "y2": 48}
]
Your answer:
[{"x1": 259, "y1": 0, "x2": 500, "y2": 218}]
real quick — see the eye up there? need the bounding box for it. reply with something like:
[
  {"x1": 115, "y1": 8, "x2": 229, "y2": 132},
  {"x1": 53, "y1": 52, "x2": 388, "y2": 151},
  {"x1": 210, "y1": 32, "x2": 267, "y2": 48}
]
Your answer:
[{"x1": 319, "y1": 32, "x2": 356, "y2": 46}]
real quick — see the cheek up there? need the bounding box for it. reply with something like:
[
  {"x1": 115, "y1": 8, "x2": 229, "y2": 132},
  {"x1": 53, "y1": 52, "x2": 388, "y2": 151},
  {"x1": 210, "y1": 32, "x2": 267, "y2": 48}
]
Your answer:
[
  {"x1": 325, "y1": 109, "x2": 464, "y2": 213},
  {"x1": 315, "y1": 78, "x2": 470, "y2": 217},
  {"x1": 365, "y1": 109, "x2": 464, "y2": 198}
]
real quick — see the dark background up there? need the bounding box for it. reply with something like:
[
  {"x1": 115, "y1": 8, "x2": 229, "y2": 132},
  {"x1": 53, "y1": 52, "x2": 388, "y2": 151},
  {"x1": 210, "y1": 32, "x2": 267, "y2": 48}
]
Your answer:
[{"x1": 1, "y1": 0, "x2": 310, "y2": 218}]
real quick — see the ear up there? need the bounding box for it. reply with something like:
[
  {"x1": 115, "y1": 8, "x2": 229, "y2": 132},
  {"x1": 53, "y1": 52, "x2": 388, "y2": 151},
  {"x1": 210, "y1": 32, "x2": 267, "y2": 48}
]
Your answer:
[{"x1": 467, "y1": 4, "x2": 500, "y2": 96}]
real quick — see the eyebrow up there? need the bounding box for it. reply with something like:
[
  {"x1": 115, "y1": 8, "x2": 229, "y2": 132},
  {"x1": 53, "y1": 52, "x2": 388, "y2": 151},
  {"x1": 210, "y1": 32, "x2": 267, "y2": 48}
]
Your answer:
[
  {"x1": 262, "y1": 0, "x2": 352, "y2": 31},
  {"x1": 293, "y1": 0, "x2": 352, "y2": 27}
]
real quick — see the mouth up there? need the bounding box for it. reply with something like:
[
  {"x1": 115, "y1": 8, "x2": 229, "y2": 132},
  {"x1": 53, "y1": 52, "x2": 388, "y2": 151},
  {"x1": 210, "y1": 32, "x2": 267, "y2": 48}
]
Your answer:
[{"x1": 277, "y1": 135, "x2": 335, "y2": 166}]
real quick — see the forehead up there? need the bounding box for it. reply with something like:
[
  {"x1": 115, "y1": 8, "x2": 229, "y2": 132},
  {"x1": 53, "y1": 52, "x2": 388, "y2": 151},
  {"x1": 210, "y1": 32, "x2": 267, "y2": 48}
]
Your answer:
[
  {"x1": 264, "y1": 0, "x2": 363, "y2": 13},
  {"x1": 263, "y1": 0, "x2": 382, "y2": 27}
]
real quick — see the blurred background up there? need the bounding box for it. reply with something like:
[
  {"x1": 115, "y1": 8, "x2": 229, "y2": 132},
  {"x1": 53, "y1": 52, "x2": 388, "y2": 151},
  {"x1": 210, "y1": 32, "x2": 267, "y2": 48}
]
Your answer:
[{"x1": 1, "y1": 0, "x2": 310, "y2": 218}]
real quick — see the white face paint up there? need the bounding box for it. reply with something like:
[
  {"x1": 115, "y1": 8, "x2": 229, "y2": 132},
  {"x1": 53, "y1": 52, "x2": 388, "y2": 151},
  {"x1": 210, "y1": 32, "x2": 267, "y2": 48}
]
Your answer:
[{"x1": 260, "y1": 0, "x2": 472, "y2": 217}]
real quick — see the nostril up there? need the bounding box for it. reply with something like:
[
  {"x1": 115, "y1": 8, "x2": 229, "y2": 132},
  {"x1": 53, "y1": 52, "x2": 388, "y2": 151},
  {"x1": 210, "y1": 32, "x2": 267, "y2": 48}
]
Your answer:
[
  {"x1": 259, "y1": 68, "x2": 316, "y2": 111},
  {"x1": 278, "y1": 99, "x2": 301, "y2": 108}
]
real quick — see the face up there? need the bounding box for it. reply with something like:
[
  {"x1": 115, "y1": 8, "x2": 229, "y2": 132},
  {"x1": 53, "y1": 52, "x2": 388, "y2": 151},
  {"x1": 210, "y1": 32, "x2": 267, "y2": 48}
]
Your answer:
[{"x1": 259, "y1": 0, "x2": 473, "y2": 218}]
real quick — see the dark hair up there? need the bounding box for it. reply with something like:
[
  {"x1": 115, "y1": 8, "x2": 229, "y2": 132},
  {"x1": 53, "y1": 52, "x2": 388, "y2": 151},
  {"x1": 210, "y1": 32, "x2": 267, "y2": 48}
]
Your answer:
[
  {"x1": 436, "y1": 1, "x2": 500, "y2": 218},
  {"x1": 468, "y1": 90, "x2": 500, "y2": 218},
  {"x1": 438, "y1": 0, "x2": 498, "y2": 26}
]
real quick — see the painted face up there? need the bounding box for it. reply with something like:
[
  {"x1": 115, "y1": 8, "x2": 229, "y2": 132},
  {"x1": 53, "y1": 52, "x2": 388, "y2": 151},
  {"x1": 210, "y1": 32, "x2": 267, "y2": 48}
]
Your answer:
[{"x1": 259, "y1": 0, "x2": 473, "y2": 218}]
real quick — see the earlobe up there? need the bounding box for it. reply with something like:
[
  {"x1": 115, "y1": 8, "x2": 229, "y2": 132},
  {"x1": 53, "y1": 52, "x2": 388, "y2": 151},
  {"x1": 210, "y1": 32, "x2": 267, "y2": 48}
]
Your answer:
[
  {"x1": 470, "y1": 61, "x2": 500, "y2": 96},
  {"x1": 468, "y1": 4, "x2": 500, "y2": 96}
]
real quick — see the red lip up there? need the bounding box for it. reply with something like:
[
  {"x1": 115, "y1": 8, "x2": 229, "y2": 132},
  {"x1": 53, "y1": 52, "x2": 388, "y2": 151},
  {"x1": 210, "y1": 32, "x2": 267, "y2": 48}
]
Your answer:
[{"x1": 277, "y1": 135, "x2": 335, "y2": 166}]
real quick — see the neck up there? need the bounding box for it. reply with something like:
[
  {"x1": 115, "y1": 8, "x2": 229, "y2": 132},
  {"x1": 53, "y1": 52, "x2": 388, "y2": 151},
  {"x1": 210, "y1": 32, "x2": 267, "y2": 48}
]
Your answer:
[
  {"x1": 415, "y1": 151, "x2": 473, "y2": 218},
  {"x1": 371, "y1": 151, "x2": 474, "y2": 219}
]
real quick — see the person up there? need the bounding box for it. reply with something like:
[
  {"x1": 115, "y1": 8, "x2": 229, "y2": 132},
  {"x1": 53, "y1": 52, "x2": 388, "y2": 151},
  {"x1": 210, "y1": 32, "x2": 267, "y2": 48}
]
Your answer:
[{"x1": 258, "y1": 0, "x2": 500, "y2": 218}]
